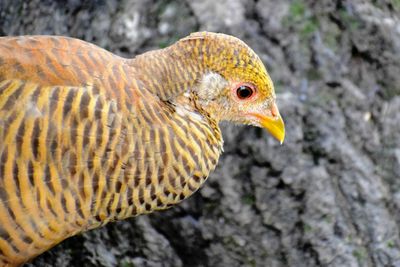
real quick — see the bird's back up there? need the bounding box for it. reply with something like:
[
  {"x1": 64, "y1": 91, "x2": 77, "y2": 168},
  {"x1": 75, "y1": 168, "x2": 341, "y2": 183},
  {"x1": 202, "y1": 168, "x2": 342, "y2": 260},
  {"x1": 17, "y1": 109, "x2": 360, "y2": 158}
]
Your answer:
[
  {"x1": 0, "y1": 36, "x2": 136, "y2": 266},
  {"x1": 0, "y1": 36, "x2": 122, "y2": 88}
]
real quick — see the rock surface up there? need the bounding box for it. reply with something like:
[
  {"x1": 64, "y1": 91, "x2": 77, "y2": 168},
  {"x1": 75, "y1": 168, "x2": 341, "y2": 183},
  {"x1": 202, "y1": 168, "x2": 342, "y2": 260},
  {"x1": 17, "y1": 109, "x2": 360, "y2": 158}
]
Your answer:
[{"x1": 1, "y1": 0, "x2": 400, "y2": 266}]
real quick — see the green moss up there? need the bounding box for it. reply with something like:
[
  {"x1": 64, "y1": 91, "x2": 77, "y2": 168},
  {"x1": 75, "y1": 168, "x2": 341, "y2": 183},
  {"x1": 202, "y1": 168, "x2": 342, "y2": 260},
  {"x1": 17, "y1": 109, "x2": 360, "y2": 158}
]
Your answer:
[
  {"x1": 246, "y1": 258, "x2": 257, "y2": 267},
  {"x1": 345, "y1": 234, "x2": 353, "y2": 242},
  {"x1": 282, "y1": 1, "x2": 318, "y2": 40},
  {"x1": 322, "y1": 215, "x2": 333, "y2": 223},
  {"x1": 352, "y1": 248, "x2": 366, "y2": 262},
  {"x1": 323, "y1": 32, "x2": 338, "y2": 50},
  {"x1": 392, "y1": 0, "x2": 400, "y2": 11},
  {"x1": 282, "y1": 0, "x2": 307, "y2": 27},
  {"x1": 242, "y1": 194, "x2": 256, "y2": 205},
  {"x1": 300, "y1": 19, "x2": 318, "y2": 38},
  {"x1": 289, "y1": 0, "x2": 306, "y2": 18},
  {"x1": 387, "y1": 240, "x2": 395, "y2": 248},
  {"x1": 303, "y1": 223, "x2": 312, "y2": 233},
  {"x1": 307, "y1": 69, "x2": 322, "y2": 81},
  {"x1": 339, "y1": 9, "x2": 360, "y2": 31},
  {"x1": 120, "y1": 261, "x2": 135, "y2": 267}
]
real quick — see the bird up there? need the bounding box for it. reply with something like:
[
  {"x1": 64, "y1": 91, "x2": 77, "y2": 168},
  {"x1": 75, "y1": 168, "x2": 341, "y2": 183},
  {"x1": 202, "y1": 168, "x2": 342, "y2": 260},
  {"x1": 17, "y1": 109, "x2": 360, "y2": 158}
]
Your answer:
[{"x1": 0, "y1": 31, "x2": 284, "y2": 266}]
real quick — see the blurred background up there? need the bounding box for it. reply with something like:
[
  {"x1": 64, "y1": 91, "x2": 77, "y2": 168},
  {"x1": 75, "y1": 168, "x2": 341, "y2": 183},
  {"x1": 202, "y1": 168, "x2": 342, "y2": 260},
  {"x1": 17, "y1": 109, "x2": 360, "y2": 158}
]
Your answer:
[{"x1": 1, "y1": 0, "x2": 400, "y2": 266}]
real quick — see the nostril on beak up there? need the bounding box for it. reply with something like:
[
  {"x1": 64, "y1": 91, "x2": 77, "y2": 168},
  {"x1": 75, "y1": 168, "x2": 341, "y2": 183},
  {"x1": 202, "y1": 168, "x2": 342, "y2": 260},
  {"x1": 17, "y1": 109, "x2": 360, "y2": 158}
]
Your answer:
[{"x1": 271, "y1": 102, "x2": 279, "y2": 118}]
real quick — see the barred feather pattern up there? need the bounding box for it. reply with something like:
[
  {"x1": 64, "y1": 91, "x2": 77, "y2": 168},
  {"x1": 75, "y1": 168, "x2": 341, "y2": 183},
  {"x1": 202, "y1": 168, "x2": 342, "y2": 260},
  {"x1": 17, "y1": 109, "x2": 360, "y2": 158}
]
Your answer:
[{"x1": 0, "y1": 36, "x2": 223, "y2": 266}]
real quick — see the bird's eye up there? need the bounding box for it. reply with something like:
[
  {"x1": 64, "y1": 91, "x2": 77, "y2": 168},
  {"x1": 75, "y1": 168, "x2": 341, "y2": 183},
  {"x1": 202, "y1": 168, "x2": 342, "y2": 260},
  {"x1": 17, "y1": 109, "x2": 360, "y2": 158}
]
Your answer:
[{"x1": 236, "y1": 85, "x2": 254, "y2": 99}]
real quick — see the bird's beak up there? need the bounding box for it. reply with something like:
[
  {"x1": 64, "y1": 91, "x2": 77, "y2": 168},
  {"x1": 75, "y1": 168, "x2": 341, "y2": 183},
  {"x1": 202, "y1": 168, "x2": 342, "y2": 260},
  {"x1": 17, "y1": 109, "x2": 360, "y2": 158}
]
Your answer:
[
  {"x1": 250, "y1": 102, "x2": 285, "y2": 144},
  {"x1": 259, "y1": 112, "x2": 285, "y2": 144}
]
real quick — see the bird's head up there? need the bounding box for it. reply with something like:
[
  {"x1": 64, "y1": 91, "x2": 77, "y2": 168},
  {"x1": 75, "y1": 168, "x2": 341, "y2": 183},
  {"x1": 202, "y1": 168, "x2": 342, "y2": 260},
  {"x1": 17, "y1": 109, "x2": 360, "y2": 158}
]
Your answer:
[{"x1": 179, "y1": 32, "x2": 285, "y2": 143}]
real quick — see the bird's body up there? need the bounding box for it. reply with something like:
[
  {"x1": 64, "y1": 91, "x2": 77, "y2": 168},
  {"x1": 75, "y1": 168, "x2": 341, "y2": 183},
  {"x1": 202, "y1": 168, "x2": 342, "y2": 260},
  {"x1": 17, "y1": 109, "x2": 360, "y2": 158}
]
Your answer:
[{"x1": 0, "y1": 33, "x2": 284, "y2": 266}]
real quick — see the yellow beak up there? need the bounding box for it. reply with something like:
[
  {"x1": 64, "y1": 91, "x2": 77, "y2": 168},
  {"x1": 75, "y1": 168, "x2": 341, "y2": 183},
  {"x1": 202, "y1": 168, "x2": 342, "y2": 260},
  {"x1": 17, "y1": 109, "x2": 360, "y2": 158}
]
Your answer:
[
  {"x1": 259, "y1": 113, "x2": 285, "y2": 144},
  {"x1": 249, "y1": 102, "x2": 285, "y2": 144}
]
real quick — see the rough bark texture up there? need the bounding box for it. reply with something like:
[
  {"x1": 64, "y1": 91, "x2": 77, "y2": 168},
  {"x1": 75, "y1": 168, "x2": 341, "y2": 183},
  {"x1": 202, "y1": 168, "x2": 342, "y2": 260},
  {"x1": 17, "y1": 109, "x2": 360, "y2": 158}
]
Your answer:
[{"x1": 1, "y1": 0, "x2": 400, "y2": 266}]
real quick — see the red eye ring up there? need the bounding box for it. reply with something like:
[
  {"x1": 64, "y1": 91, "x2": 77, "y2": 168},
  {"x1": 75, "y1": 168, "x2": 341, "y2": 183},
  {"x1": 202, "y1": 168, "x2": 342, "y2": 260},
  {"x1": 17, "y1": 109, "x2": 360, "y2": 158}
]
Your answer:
[{"x1": 236, "y1": 85, "x2": 254, "y2": 99}]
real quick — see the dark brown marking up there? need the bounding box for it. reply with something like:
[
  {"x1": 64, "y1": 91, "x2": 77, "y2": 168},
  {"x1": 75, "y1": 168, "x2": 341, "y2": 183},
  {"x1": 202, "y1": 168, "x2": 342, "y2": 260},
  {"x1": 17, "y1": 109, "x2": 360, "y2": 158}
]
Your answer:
[
  {"x1": 127, "y1": 197, "x2": 134, "y2": 207},
  {"x1": 61, "y1": 194, "x2": 68, "y2": 214},
  {"x1": 16, "y1": 123, "x2": 25, "y2": 154},
  {"x1": 49, "y1": 137, "x2": 58, "y2": 155},
  {"x1": 0, "y1": 80, "x2": 12, "y2": 93},
  {"x1": 32, "y1": 120, "x2": 40, "y2": 159},
  {"x1": 92, "y1": 172, "x2": 99, "y2": 195},
  {"x1": 192, "y1": 174, "x2": 202, "y2": 183},
  {"x1": 3, "y1": 84, "x2": 23, "y2": 110},
  {"x1": 145, "y1": 176, "x2": 151, "y2": 187},
  {"x1": 29, "y1": 219, "x2": 44, "y2": 239},
  {"x1": 0, "y1": 187, "x2": 8, "y2": 202},
  {"x1": 22, "y1": 235, "x2": 33, "y2": 244},
  {"x1": 187, "y1": 182, "x2": 196, "y2": 192},
  {"x1": 78, "y1": 173, "x2": 85, "y2": 199},
  {"x1": 95, "y1": 122, "x2": 103, "y2": 148},
  {"x1": 0, "y1": 227, "x2": 10, "y2": 241},
  {"x1": 14, "y1": 62, "x2": 24, "y2": 73},
  {"x1": 13, "y1": 162, "x2": 21, "y2": 199},
  {"x1": 138, "y1": 187, "x2": 144, "y2": 205},
  {"x1": 131, "y1": 206, "x2": 137, "y2": 215},
  {"x1": 27, "y1": 161, "x2": 35, "y2": 186},
  {"x1": 5, "y1": 112, "x2": 17, "y2": 128},
  {"x1": 186, "y1": 145, "x2": 196, "y2": 159},
  {"x1": 49, "y1": 87, "x2": 60, "y2": 114},
  {"x1": 179, "y1": 175, "x2": 185, "y2": 188},
  {"x1": 63, "y1": 90, "x2": 75, "y2": 118},
  {"x1": 150, "y1": 186, "x2": 156, "y2": 200},
  {"x1": 163, "y1": 187, "x2": 169, "y2": 197},
  {"x1": 169, "y1": 173, "x2": 176, "y2": 188},
  {"x1": 45, "y1": 56, "x2": 60, "y2": 76},
  {"x1": 92, "y1": 84, "x2": 100, "y2": 96},
  {"x1": 46, "y1": 198, "x2": 58, "y2": 218},
  {"x1": 79, "y1": 91, "x2": 91, "y2": 118},
  {"x1": 133, "y1": 168, "x2": 140, "y2": 187},
  {"x1": 29, "y1": 84, "x2": 41, "y2": 104},
  {"x1": 7, "y1": 206, "x2": 16, "y2": 221},
  {"x1": 83, "y1": 123, "x2": 91, "y2": 148},
  {"x1": 44, "y1": 165, "x2": 55, "y2": 195},
  {"x1": 60, "y1": 178, "x2": 68, "y2": 189},
  {"x1": 115, "y1": 181, "x2": 122, "y2": 193},
  {"x1": 76, "y1": 199, "x2": 84, "y2": 219},
  {"x1": 35, "y1": 188, "x2": 41, "y2": 211}
]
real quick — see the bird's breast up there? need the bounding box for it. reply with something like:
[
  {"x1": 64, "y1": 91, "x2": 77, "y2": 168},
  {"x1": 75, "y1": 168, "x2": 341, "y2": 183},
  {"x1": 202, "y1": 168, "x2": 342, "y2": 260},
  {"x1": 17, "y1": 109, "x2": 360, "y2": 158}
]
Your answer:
[{"x1": 105, "y1": 100, "x2": 223, "y2": 221}]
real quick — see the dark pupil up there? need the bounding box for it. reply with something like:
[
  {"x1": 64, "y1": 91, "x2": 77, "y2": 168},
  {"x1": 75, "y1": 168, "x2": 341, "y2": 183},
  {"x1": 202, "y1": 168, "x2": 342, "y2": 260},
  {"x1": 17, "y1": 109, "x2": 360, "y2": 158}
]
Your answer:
[{"x1": 237, "y1": 86, "x2": 253, "y2": 99}]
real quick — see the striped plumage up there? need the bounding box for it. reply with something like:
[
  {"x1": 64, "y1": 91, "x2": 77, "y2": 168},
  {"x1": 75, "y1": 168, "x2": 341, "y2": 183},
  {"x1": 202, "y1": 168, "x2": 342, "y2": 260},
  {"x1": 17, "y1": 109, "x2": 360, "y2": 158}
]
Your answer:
[{"x1": 0, "y1": 32, "x2": 284, "y2": 266}]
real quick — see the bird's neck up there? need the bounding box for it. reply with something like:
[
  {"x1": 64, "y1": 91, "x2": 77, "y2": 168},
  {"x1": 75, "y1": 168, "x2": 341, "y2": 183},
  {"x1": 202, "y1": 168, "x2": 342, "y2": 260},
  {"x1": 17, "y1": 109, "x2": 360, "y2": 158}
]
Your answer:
[{"x1": 127, "y1": 42, "x2": 206, "y2": 101}]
